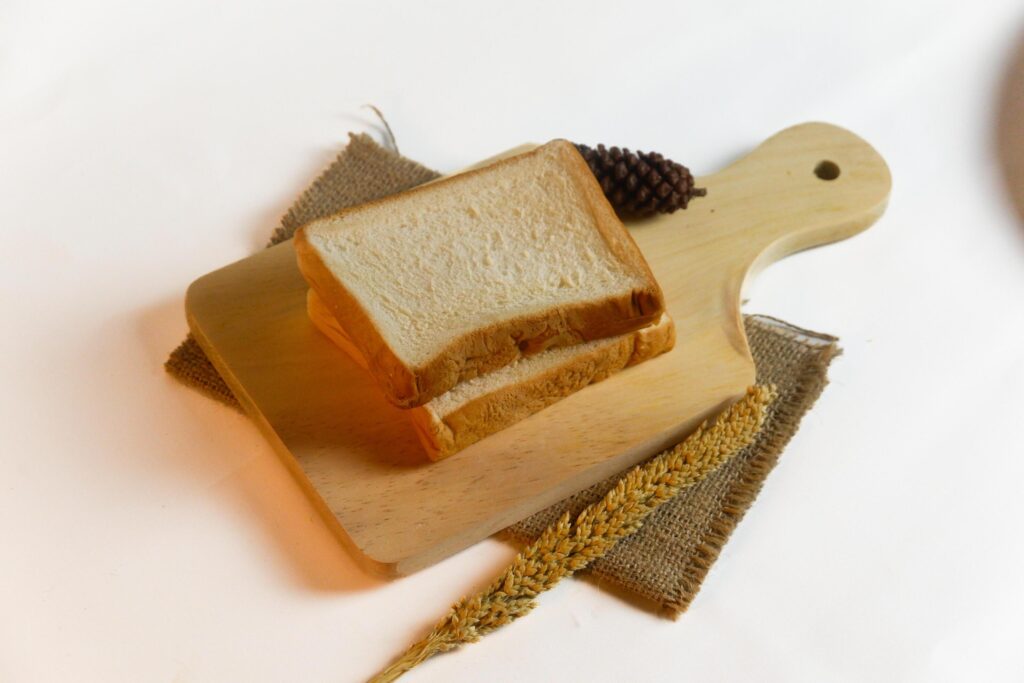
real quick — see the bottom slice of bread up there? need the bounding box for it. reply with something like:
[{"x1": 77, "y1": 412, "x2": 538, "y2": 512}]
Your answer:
[{"x1": 307, "y1": 290, "x2": 675, "y2": 460}]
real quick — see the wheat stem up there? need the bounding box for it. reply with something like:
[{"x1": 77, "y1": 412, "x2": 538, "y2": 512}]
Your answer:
[{"x1": 369, "y1": 385, "x2": 776, "y2": 682}]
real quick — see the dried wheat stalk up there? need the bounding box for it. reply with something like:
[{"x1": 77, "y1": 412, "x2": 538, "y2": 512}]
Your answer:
[{"x1": 369, "y1": 385, "x2": 776, "y2": 682}]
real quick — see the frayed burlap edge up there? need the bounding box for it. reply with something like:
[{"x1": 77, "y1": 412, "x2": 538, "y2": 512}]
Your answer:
[{"x1": 663, "y1": 320, "x2": 839, "y2": 615}]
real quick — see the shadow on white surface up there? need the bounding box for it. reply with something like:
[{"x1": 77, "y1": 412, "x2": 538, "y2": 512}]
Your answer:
[
  {"x1": 208, "y1": 449, "x2": 385, "y2": 594},
  {"x1": 135, "y1": 295, "x2": 383, "y2": 594},
  {"x1": 996, "y1": 26, "x2": 1024, "y2": 232}
]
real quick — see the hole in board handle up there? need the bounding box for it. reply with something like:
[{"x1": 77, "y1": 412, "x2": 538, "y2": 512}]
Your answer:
[{"x1": 814, "y1": 160, "x2": 840, "y2": 181}]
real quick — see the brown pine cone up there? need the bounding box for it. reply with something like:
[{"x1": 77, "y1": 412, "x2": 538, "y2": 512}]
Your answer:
[{"x1": 574, "y1": 143, "x2": 706, "y2": 217}]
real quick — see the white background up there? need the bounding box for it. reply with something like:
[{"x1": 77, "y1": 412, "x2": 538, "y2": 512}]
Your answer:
[{"x1": 4, "y1": 1, "x2": 1024, "y2": 681}]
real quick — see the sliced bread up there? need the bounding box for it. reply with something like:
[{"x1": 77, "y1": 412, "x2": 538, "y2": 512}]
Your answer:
[
  {"x1": 307, "y1": 290, "x2": 675, "y2": 460},
  {"x1": 294, "y1": 139, "x2": 665, "y2": 408}
]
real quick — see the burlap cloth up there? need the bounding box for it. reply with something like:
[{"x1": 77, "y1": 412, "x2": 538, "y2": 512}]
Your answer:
[{"x1": 167, "y1": 134, "x2": 841, "y2": 617}]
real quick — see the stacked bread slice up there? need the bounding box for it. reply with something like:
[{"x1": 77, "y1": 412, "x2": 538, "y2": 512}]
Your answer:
[{"x1": 295, "y1": 139, "x2": 675, "y2": 460}]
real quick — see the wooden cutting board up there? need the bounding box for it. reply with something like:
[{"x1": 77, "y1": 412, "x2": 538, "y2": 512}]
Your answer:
[{"x1": 186, "y1": 122, "x2": 890, "y2": 576}]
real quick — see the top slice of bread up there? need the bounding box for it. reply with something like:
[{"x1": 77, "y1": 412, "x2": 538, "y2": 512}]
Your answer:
[{"x1": 294, "y1": 139, "x2": 665, "y2": 408}]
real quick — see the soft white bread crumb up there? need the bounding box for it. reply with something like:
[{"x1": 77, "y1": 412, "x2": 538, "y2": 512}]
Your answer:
[{"x1": 294, "y1": 139, "x2": 664, "y2": 408}]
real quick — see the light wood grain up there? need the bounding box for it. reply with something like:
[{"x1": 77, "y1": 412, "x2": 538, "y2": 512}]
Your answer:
[{"x1": 185, "y1": 122, "x2": 890, "y2": 576}]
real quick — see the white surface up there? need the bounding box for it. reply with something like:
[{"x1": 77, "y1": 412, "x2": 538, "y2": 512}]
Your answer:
[{"x1": 3, "y1": 1, "x2": 1024, "y2": 681}]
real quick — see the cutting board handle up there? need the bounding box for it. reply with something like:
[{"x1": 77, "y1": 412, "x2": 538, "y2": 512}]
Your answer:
[
  {"x1": 631, "y1": 122, "x2": 890, "y2": 359},
  {"x1": 703, "y1": 122, "x2": 891, "y2": 294}
]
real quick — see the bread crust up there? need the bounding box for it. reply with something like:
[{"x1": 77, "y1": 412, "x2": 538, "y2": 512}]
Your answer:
[
  {"x1": 414, "y1": 312, "x2": 675, "y2": 460},
  {"x1": 307, "y1": 290, "x2": 675, "y2": 461},
  {"x1": 295, "y1": 139, "x2": 665, "y2": 408}
]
